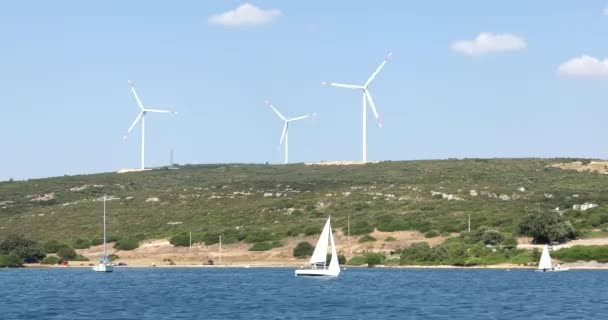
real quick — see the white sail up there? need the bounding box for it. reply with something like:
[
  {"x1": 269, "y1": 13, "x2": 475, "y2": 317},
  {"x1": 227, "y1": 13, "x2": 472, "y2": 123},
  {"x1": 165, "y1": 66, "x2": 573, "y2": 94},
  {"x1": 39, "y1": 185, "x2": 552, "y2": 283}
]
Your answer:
[
  {"x1": 538, "y1": 245, "x2": 552, "y2": 270},
  {"x1": 328, "y1": 224, "x2": 340, "y2": 275},
  {"x1": 309, "y1": 217, "x2": 331, "y2": 265}
]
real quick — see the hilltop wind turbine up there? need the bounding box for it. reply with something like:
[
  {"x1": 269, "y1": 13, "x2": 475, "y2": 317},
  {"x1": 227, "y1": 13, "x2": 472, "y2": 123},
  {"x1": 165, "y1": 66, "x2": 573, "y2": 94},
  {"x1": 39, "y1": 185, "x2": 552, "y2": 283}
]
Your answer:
[
  {"x1": 266, "y1": 100, "x2": 315, "y2": 164},
  {"x1": 323, "y1": 52, "x2": 392, "y2": 163},
  {"x1": 123, "y1": 80, "x2": 177, "y2": 170}
]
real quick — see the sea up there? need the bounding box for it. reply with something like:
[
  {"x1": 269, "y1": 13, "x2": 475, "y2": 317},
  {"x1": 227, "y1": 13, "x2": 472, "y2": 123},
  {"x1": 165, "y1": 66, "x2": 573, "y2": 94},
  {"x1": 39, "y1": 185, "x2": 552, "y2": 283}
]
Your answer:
[{"x1": 1, "y1": 267, "x2": 607, "y2": 319}]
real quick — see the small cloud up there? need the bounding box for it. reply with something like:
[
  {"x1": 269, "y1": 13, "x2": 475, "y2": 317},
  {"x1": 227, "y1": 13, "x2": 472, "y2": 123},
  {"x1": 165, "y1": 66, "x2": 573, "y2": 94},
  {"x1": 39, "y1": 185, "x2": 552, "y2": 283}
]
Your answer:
[
  {"x1": 604, "y1": 5, "x2": 608, "y2": 16},
  {"x1": 208, "y1": 3, "x2": 282, "y2": 28},
  {"x1": 451, "y1": 32, "x2": 526, "y2": 56},
  {"x1": 558, "y1": 55, "x2": 608, "y2": 78}
]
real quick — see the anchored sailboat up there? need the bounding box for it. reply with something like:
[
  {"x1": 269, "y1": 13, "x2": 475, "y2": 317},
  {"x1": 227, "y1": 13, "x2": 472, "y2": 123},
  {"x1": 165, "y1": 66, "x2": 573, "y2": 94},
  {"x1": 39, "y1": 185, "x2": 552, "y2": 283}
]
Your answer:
[
  {"x1": 295, "y1": 216, "x2": 340, "y2": 277},
  {"x1": 93, "y1": 196, "x2": 114, "y2": 273},
  {"x1": 537, "y1": 244, "x2": 568, "y2": 272}
]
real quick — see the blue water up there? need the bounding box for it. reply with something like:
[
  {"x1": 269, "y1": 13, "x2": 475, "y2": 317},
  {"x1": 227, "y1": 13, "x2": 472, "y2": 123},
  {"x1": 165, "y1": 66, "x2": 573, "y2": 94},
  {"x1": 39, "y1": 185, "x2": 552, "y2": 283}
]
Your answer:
[{"x1": 1, "y1": 268, "x2": 607, "y2": 319}]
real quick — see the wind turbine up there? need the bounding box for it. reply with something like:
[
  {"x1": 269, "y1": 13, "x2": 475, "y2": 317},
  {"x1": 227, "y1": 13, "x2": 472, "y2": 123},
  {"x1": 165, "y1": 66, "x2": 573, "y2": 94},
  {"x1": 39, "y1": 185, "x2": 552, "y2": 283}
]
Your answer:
[
  {"x1": 323, "y1": 51, "x2": 392, "y2": 163},
  {"x1": 266, "y1": 100, "x2": 315, "y2": 164},
  {"x1": 123, "y1": 80, "x2": 177, "y2": 170}
]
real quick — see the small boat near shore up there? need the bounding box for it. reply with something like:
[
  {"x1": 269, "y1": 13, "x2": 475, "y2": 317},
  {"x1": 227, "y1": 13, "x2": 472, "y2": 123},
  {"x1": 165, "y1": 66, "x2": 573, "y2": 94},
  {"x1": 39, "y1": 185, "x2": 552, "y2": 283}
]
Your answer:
[
  {"x1": 295, "y1": 216, "x2": 340, "y2": 277},
  {"x1": 93, "y1": 196, "x2": 113, "y2": 273},
  {"x1": 536, "y1": 244, "x2": 569, "y2": 272}
]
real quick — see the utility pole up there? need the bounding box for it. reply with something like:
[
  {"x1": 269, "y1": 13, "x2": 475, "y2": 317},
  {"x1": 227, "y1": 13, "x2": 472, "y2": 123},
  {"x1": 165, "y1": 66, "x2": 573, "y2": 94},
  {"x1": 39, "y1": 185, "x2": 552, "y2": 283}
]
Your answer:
[
  {"x1": 468, "y1": 214, "x2": 471, "y2": 233},
  {"x1": 219, "y1": 235, "x2": 222, "y2": 265},
  {"x1": 347, "y1": 215, "x2": 351, "y2": 254},
  {"x1": 189, "y1": 230, "x2": 192, "y2": 253}
]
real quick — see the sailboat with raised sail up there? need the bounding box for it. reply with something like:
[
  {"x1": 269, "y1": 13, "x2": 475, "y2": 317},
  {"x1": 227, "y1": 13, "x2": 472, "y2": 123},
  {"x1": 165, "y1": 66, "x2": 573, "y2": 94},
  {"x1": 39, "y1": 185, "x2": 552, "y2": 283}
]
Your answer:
[
  {"x1": 295, "y1": 216, "x2": 340, "y2": 277},
  {"x1": 93, "y1": 195, "x2": 114, "y2": 273},
  {"x1": 536, "y1": 244, "x2": 568, "y2": 272}
]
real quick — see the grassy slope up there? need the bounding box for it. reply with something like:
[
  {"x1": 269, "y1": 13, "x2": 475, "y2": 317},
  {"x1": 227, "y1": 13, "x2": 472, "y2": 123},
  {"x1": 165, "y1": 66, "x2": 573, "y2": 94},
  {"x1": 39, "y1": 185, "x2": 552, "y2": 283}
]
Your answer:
[{"x1": 1, "y1": 158, "x2": 607, "y2": 243}]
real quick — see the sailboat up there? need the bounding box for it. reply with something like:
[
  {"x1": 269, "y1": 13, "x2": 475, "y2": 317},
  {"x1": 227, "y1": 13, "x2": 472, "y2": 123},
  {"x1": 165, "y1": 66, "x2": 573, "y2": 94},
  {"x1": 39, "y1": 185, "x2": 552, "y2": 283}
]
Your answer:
[
  {"x1": 536, "y1": 244, "x2": 568, "y2": 272},
  {"x1": 92, "y1": 195, "x2": 114, "y2": 273},
  {"x1": 295, "y1": 216, "x2": 340, "y2": 277}
]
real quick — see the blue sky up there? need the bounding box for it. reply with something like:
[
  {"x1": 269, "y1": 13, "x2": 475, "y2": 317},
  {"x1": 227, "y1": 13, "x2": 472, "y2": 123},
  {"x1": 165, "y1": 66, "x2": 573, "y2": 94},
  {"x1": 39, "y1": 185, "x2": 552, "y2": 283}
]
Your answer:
[{"x1": 2, "y1": 1, "x2": 608, "y2": 181}]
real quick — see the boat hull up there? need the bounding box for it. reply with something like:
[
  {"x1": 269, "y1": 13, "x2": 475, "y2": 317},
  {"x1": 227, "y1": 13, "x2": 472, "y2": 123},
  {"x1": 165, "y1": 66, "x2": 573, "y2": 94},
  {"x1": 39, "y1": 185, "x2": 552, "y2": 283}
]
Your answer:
[
  {"x1": 295, "y1": 269, "x2": 339, "y2": 277},
  {"x1": 535, "y1": 268, "x2": 569, "y2": 272},
  {"x1": 92, "y1": 263, "x2": 114, "y2": 272}
]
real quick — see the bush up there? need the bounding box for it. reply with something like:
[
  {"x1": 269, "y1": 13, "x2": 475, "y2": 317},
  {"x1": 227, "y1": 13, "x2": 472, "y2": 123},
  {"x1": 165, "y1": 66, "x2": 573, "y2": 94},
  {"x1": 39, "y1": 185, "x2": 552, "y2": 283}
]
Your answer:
[
  {"x1": 325, "y1": 254, "x2": 346, "y2": 265},
  {"x1": 113, "y1": 238, "x2": 140, "y2": 251},
  {"x1": 364, "y1": 252, "x2": 386, "y2": 266},
  {"x1": 424, "y1": 230, "x2": 439, "y2": 238},
  {"x1": 0, "y1": 234, "x2": 45, "y2": 263},
  {"x1": 108, "y1": 254, "x2": 119, "y2": 261},
  {"x1": 350, "y1": 221, "x2": 374, "y2": 236},
  {"x1": 57, "y1": 247, "x2": 77, "y2": 261},
  {"x1": 517, "y1": 211, "x2": 576, "y2": 243},
  {"x1": 293, "y1": 241, "x2": 314, "y2": 258},
  {"x1": 385, "y1": 236, "x2": 397, "y2": 242},
  {"x1": 73, "y1": 254, "x2": 90, "y2": 261},
  {"x1": 481, "y1": 229, "x2": 504, "y2": 246},
  {"x1": 502, "y1": 237, "x2": 518, "y2": 249},
  {"x1": 72, "y1": 239, "x2": 91, "y2": 249},
  {"x1": 43, "y1": 240, "x2": 67, "y2": 254},
  {"x1": 346, "y1": 255, "x2": 367, "y2": 266},
  {"x1": 552, "y1": 245, "x2": 608, "y2": 263},
  {"x1": 170, "y1": 233, "x2": 191, "y2": 247},
  {"x1": 358, "y1": 234, "x2": 376, "y2": 243},
  {"x1": 0, "y1": 253, "x2": 24, "y2": 268},
  {"x1": 91, "y1": 236, "x2": 118, "y2": 246},
  {"x1": 249, "y1": 241, "x2": 282, "y2": 251},
  {"x1": 464, "y1": 257, "x2": 486, "y2": 266},
  {"x1": 41, "y1": 256, "x2": 60, "y2": 265}
]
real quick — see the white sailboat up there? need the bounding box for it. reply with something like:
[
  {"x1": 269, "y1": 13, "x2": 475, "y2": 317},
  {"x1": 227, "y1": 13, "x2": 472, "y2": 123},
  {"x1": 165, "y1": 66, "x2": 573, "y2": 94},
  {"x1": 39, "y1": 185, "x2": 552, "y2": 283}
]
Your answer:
[
  {"x1": 93, "y1": 196, "x2": 114, "y2": 273},
  {"x1": 295, "y1": 216, "x2": 340, "y2": 277},
  {"x1": 536, "y1": 244, "x2": 568, "y2": 272}
]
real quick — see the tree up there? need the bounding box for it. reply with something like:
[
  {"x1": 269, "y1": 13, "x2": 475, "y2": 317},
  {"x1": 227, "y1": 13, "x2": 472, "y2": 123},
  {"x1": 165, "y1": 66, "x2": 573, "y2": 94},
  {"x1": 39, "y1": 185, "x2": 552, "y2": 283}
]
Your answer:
[
  {"x1": 502, "y1": 237, "x2": 518, "y2": 249},
  {"x1": 43, "y1": 240, "x2": 68, "y2": 254},
  {"x1": 57, "y1": 247, "x2": 77, "y2": 261},
  {"x1": 293, "y1": 241, "x2": 314, "y2": 258},
  {"x1": 481, "y1": 229, "x2": 504, "y2": 246},
  {"x1": 364, "y1": 252, "x2": 386, "y2": 266},
  {"x1": 170, "y1": 233, "x2": 191, "y2": 247},
  {"x1": 0, "y1": 234, "x2": 45, "y2": 263},
  {"x1": 0, "y1": 253, "x2": 24, "y2": 268},
  {"x1": 517, "y1": 211, "x2": 576, "y2": 243}
]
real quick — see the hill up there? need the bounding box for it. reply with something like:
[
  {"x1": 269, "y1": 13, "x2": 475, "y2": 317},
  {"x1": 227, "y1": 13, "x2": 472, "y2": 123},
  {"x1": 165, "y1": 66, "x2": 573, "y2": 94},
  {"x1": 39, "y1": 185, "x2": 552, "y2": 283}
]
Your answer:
[{"x1": 1, "y1": 158, "x2": 608, "y2": 247}]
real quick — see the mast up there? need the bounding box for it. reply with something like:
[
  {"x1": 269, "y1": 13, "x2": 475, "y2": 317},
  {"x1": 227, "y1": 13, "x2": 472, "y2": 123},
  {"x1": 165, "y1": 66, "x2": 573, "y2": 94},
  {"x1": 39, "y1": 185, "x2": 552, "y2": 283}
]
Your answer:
[{"x1": 103, "y1": 195, "x2": 107, "y2": 262}]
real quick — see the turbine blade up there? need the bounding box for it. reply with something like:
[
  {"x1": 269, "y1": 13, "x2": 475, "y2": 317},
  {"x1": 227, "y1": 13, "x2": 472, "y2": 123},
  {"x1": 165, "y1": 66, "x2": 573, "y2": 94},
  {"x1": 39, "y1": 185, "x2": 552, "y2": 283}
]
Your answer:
[
  {"x1": 279, "y1": 122, "x2": 288, "y2": 145},
  {"x1": 128, "y1": 80, "x2": 145, "y2": 110},
  {"x1": 364, "y1": 51, "x2": 392, "y2": 88},
  {"x1": 322, "y1": 82, "x2": 363, "y2": 90},
  {"x1": 144, "y1": 108, "x2": 177, "y2": 114},
  {"x1": 365, "y1": 90, "x2": 382, "y2": 127},
  {"x1": 287, "y1": 114, "x2": 314, "y2": 122},
  {"x1": 265, "y1": 100, "x2": 286, "y2": 121},
  {"x1": 125, "y1": 112, "x2": 144, "y2": 137}
]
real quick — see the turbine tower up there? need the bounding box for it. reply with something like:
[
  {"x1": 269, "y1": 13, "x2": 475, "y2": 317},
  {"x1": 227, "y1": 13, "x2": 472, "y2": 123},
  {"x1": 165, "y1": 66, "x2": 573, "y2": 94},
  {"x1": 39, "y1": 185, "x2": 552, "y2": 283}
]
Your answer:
[
  {"x1": 323, "y1": 52, "x2": 392, "y2": 163},
  {"x1": 124, "y1": 80, "x2": 177, "y2": 170},
  {"x1": 266, "y1": 100, "x2": 315, "y2": 164}
]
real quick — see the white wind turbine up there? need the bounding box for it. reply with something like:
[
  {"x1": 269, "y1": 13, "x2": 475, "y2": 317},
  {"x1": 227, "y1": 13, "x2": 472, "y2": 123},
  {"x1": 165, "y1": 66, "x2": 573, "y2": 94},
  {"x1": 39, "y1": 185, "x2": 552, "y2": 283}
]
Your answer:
[
  {"x1": 123, "y1": 80, "x2": 177, "y2": 170},
  {"x1": 323, "y1": 52, "x2": 392, "y2": 163},
  {"x1": 266, "y1": 100, "x2": 315, "y2": 164}
]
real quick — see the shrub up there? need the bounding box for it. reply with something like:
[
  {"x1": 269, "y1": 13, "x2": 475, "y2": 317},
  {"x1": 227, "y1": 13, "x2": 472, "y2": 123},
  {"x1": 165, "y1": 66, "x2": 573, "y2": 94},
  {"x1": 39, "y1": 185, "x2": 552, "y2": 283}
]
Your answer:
[
  {"x1": 41, "y1": 256, "x2": 60, "y2": 265},
  {"x1": 108, "y1": 254, "x2": 119, "y2": 261},
  {"x1": 0, "y1": 253, "x2": 24, "y2": 268},
  {"x1": 0, "y1": 234, "x2": 45, "y2": 263},
  {"x1": 113, "y1": 238, "x2": 140, "y2": 251},
  {"x1": 350, "y1": 221, "x2": 374, "y2": 236},
  {"x1": 502, "y1": 237, "x2": 518, "y2": 249},
  {"x1": 385, "y1": 236, "x2": 397, "y2": 242},
  {"x1": 424, "y1": 230, "x2": 439, "y2": 238},
  {"x1": 72, "y1": 239, "x2": 91, "y2": 249},
  {"x1": 73, "y1": 255, "x2": 90, "y2": 261},
  {"x1": 358, "y1": 234, "x2": 376, "y2": 243},
  {"x1": 249, "y1": 241, "x2": 282, "y2": 251},
  {"x1": 517, "y1": 211, "x2": 576, "y2": 243},
  {"x1": 57, "y1": 247, "x2": 77, "y2": 261},
  {"x1": 43, "y1": 240, "x2": 67, "y2": 254},
  {"x1": 325, "y1": 254, "x2": 346, "y2": 265},
  {"x1": 346, "y1": 255, "x2": 367, "y2": 266},
  {"x1": 91, "y1": 236, "x2": 118, "y2": 246},
  {"x1": 552, "y1": 245, "x2": 608, "y2": 263},
  {"x1": 293, "y1": 241, "x2": 314, "y2": 258},
  {"x1": 464, "y1": 257, "x2": 486, "y2": 266},
  {"x1": 364, "y1": 252, "x2": 386, "y2": 266},
  {"x1": 170, "y1": 233, "x2": 191, "y2": 247},
  {"x1": 481, "y1": 229, "x2": 504, "y2": 246},
  {"x1": 304, "y1": 225, "x2": 320, "y2": 236}
]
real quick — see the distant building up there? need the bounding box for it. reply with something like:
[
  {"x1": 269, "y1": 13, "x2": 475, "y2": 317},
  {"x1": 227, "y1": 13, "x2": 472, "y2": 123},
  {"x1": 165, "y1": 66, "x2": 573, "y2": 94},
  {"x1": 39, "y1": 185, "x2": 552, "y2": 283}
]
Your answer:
[{"x1": 572, "y1": 202, "x2": 598, "y2": 212}]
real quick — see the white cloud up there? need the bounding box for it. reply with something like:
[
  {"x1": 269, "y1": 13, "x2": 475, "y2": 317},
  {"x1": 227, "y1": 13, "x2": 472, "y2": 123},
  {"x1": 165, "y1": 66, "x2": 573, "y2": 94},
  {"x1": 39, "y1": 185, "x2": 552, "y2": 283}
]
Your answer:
[
  {"x1": 558, "y1": 55, "x2": 608, "y2": 78},
  {"x1": 208, "y1": 3, "x2": 282, "y2": 27},
  {"x1": 451, "y1": 32, "x2": 527, "y2": 56},
  {"x1": 604, "y1": 5, "x2": 608, "y2": 16}
]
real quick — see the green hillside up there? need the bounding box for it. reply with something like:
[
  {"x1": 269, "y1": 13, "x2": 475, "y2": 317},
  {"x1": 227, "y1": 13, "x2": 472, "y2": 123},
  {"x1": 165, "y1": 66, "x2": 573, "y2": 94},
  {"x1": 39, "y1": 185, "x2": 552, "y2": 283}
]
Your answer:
[{"x1": 1, "y1": 158, "x2": 607, "y2": 245}]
